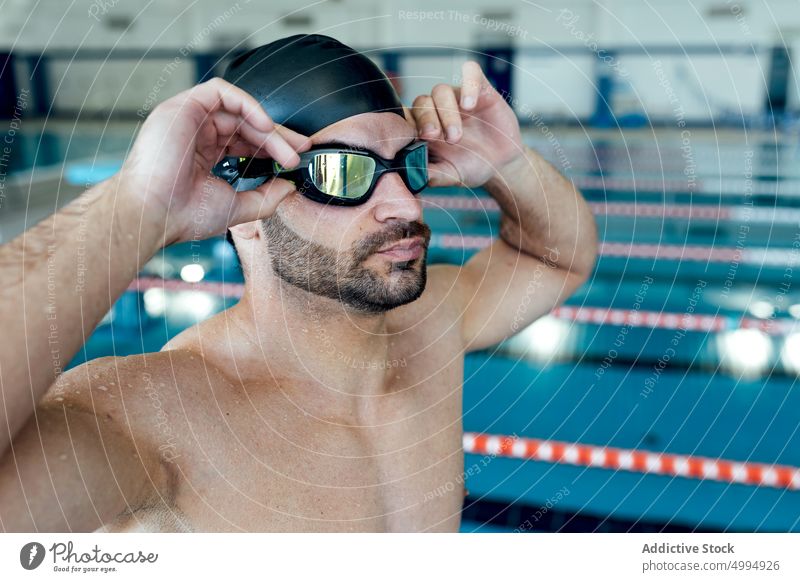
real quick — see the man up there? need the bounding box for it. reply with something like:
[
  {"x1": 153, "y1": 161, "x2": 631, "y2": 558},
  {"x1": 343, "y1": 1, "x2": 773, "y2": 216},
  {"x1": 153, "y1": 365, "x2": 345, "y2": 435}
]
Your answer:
[{"x1": 0, "y1": 35, "x2": 596, "y2": 532}]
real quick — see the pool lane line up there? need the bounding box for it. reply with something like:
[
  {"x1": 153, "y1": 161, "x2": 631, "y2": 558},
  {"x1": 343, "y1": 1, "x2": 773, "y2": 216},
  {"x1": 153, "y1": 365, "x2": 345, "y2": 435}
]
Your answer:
[
  {"x1": 463, "y1": 432, "x2": 800, "y2": 491},
  {"x1": 129, "y1": 277, "x2": 800, "y2": 336},
  {"x1": 421, "y1": 195, "x2": 800, "y2": 224}
]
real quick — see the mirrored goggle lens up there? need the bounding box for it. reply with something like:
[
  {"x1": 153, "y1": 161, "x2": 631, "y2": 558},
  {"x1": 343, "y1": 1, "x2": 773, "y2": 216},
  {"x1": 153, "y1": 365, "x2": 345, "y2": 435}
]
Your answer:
[
  {"x1": 309, "y1": 153, "x2": 376, "y2": 199},
  {"x1": 404, "y1": 145, "x2": 428, "y2": 192}
]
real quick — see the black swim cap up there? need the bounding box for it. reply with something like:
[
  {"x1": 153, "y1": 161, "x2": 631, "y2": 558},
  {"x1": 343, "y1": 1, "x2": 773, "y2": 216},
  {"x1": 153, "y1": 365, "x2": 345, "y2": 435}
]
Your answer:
[{"x1": 222, "y1": 34, "x2": 405, "y2": 136}]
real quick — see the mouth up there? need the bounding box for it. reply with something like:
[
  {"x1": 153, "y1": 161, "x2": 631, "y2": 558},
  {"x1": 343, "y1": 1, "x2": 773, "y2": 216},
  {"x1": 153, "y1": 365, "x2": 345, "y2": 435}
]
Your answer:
[{"x1": 375, "y1": 237, "x2": 425, "y2": 261}]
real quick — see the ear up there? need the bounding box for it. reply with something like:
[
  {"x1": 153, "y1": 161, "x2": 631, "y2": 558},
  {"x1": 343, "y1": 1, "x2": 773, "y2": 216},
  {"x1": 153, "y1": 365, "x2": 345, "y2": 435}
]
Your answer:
[
  {"x1": 229, "y1": 220, "x2": 260, "y2": 241},
  {"x1": 228, "y1": 220, "x2": 262, "y2": 270}
]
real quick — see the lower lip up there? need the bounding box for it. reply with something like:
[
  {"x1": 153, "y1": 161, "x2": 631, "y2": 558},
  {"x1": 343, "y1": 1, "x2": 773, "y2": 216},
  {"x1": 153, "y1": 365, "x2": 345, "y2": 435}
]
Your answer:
[{"x1": 377, "y1": 244, "x2": 423, "y2": 261}]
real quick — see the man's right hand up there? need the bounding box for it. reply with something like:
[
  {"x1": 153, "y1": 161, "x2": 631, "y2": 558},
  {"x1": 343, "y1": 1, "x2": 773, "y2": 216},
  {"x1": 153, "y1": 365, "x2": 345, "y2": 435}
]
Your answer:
[
  {"x1": 0, "y1": 77, "x2": 309, "y2": 461},
  {"x1": 118, "y1": 77, "x2": 310, "y2": 248}
]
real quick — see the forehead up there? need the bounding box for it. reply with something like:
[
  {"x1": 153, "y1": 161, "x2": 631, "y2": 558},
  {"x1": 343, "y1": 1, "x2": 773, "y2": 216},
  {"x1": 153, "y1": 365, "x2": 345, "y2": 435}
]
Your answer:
[{"x1": 310, "y1": 111, "x2": 417, "y2": 157}]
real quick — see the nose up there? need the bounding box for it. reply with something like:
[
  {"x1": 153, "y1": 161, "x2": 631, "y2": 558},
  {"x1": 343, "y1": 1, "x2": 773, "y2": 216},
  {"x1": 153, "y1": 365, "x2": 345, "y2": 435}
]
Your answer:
[{"x1": 370, "y1": 172, "x2": 423, "y2": 223}]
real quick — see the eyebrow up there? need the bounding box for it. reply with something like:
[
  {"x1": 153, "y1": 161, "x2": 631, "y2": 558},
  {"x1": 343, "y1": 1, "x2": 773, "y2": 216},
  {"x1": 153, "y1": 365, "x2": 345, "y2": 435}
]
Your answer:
[{"x1": 312, "y1": 138, "x2": 417, "y2": 159}]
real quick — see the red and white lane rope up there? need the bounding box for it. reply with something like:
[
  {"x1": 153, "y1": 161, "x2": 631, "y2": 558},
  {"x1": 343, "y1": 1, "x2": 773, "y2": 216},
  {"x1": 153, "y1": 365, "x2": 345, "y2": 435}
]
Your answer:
[
  {"x1": 428, "y1": 175, "x2": 800, "y2": 196},
  {"x1": 129, "y1": 277, "x2": 799, "y2": 335},
  {"x1": 551, "y1": 306, "x2": 798, "y2": 336},
  {"x1": 463, "y1": 432, "x2": 800, "y2": 491},
  {"x1": 571, "y1": 175, "x2": 800, "y2": 196},
  {"x1": 131, "y1": 276, "x2": 244, "y2": 297},
  {"x1": 569, "y1": 176, "x2": 695, "y2": 193},
  {"x1": 421, "y1": 195, "x2": 800, "y2": 225},
  {"x1": 433, "y1": 234, "x2": 797, "y2": 266}
]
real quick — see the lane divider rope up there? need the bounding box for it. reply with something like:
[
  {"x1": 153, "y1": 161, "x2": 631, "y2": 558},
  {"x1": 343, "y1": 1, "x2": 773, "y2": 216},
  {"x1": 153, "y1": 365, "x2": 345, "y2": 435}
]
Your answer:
[
  {"x1": 462, "y1": 432, "x2": 800, "y2": 490},
  {"x1": 421, "y1": 195, "x2": 800, "y2": 224},
  {"x1": 128, "y1": 277, "x2": 799, "y2": 335},
  {"x1": 432, "y1": 233, "x2": 797, "y2": 266}
]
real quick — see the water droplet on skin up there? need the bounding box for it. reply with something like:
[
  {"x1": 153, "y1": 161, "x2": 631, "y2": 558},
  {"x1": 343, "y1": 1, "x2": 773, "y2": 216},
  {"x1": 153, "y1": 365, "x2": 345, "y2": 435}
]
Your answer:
[
  {"x1": 55, "y1": 397, "x2": 64, "y2": 402},
  {"x1": 97, "y1": 386, "x2": 108, "y2": 391}
]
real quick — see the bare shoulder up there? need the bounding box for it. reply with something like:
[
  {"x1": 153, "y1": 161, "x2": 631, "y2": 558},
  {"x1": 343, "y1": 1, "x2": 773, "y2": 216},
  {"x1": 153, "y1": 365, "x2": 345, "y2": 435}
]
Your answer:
[
  {"x1": 44, "y1": 351, "x2": 199, "y2": 427},
  {"x1": 3, "y1": 353, "x2": 193, "y2": 532}
]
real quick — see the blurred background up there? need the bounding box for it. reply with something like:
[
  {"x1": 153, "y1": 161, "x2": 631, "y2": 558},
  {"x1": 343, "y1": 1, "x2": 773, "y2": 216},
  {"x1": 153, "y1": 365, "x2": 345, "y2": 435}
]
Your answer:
[{"x1": 1, "y1": 0, "x2": 799, "y2": 532}]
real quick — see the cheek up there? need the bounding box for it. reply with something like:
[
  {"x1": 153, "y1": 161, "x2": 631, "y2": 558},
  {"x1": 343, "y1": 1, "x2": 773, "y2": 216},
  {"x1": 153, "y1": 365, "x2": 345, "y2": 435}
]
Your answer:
[
  {"x1": 279, "y1": 195, "x2": 326, "y2": 234},
  {"x1": 285, "y1": 199, "x2": 366, "y2": 255}
]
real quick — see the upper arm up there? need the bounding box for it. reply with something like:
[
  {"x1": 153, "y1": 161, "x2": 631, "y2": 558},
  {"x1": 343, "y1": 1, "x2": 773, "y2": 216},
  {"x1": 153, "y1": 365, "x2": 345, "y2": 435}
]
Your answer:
[
  {"x1": 0, "y1": 360, "x2": 159, "y2": 532},
  {"x1": 443, "y1": 237, "x2": 589, "y2": 353}
]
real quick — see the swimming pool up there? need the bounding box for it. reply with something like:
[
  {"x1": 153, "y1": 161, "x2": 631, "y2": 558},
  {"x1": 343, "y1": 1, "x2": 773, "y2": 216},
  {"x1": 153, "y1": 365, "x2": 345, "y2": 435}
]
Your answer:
[{"x1": 14, "y1": 125, "x2": 800, "y2": 532}]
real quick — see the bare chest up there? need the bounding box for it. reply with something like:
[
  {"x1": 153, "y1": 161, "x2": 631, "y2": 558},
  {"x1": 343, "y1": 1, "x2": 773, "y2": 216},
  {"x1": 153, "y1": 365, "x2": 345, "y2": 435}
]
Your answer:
[{"x1": 121, "y1": 344, "x2": 467, "y2": 532}]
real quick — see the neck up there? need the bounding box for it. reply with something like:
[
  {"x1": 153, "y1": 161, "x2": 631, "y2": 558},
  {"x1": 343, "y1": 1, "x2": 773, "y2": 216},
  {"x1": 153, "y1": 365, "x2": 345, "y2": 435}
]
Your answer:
[{"x1": 229, "y1": 273, "x2": 395, "y2": 396}]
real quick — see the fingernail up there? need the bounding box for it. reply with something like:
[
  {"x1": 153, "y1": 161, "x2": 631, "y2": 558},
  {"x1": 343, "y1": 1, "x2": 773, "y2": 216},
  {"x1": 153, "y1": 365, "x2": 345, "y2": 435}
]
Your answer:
[
  {"x1": 422, "y1": 123, "x2": 437, "y2": 135},
  {"x1": 446, "y1": 126, "x2": 460, "y2": 142},
  {"x1": 462, "y1": 96, "x2": 475, "y2": 109}
]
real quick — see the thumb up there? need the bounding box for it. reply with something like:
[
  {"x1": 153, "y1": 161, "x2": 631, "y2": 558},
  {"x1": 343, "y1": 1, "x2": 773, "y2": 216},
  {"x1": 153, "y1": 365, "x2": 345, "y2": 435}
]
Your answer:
[
  {"x1": 427, "y1": 160, "x2": 461, "y2": 188},
  {"x1": 227, "y1": 177, "x2": 296, "y2": 226}
]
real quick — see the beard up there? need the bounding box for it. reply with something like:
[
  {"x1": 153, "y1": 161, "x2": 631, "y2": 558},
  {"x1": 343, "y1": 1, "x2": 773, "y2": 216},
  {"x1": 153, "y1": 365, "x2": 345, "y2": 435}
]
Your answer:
[{"x1": 261, "y1": 212, "x2": 431, "y2": 314}]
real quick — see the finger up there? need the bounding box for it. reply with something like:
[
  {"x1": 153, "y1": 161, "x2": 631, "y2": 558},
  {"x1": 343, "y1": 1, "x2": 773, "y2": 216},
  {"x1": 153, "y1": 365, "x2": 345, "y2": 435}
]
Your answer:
[
  {"x1": 274, "y1": 125, "x2": 312, "y2": 153},
  {"x1": 213, "y1": 138, "x2": 288, "y2": 163},
  {"x1": 228, "y1": 177, "x2": 296, "y2": 225},
  {"x1": 402, "y1": 105, "x2": 417, "y2": 129},
  {"x1": 460, "y1": 61, "x2": 487, "y2": 111},
  {"x1": 427, "y1": 159, "x2": 462, "y2": 188},
  {"x1": 220, "y1": 127, "x2": 310, "y2": 160},
  {"x1": 205, "y1": 113, "x2": 301, "y2": 169},
  {"x1": 180, "y1": 77, "x2": 274, "y2": 133},
  {"x1": 204, "y1": 111, "x2": 263, "y2": 158},
  {"x1": 207, "y1": 109, "x2": 260, "y2": 139},
  {"x1": 208, "y1": 114, "x2": 311, "y2": 164},
  {"x1": 197, "y1": 116, "x2": 283, "y2": 167},
  {"x1": 430, "y1": 83, "x2": 462, "y2": 143},
  {"x1": 243, "y1": 127, "x2": 301, "y2": 168},
  {"x1": 215, "y1": 137, "x2": 261, "y2": 160},
  {"x1": 411, "y1": 95, "x2": 441, "y2": 139},
  {"x1": 204, "y1": 109, "x2": 311, "y2": 152}
]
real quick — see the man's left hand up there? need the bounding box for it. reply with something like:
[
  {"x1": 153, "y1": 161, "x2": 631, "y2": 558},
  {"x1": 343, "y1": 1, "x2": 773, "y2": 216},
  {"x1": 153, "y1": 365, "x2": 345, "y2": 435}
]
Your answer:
[{"x1": 408, "y1": 61, "x2": 525, "y2": 188}]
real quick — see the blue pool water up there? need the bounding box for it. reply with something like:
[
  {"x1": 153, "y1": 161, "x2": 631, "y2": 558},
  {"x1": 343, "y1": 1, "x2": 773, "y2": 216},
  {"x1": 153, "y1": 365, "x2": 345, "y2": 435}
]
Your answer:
[{"x1": 48, "y1": 128, "x2": 800, "y2": 532}]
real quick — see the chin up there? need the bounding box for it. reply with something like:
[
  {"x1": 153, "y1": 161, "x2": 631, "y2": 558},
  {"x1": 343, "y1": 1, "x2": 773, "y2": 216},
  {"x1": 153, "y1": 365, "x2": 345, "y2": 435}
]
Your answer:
[
  {"x1": 351, "y1": 268, "x2": 426, "y2": 313},
  {"x1": 390, "y1": 265, "x2": 427, "y2": 298}
]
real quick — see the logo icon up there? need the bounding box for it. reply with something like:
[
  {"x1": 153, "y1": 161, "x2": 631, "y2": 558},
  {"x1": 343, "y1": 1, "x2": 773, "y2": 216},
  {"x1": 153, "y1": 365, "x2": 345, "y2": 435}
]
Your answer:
[{"x1": 20, "y1": 542, "x2": 46, "y2": 570}]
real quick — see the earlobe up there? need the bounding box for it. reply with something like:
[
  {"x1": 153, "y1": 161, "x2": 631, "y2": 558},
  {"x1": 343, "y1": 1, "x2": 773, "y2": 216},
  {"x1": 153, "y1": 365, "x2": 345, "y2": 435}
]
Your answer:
[{"x1": 229, "y1": 220, "x2": 261, "y2": 243}]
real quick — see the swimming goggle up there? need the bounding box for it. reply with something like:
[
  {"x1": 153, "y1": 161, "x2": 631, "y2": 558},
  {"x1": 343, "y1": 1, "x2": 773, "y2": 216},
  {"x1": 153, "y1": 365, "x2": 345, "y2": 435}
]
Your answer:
[{"x1": 212, "y1": 141, "x2": 428, "y2": 206}]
